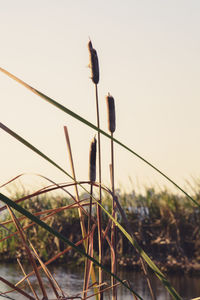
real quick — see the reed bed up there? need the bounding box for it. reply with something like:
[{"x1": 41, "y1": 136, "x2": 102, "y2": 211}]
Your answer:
[{"x1": 0, "y1": 40, "x2": 199, "y2": 300}]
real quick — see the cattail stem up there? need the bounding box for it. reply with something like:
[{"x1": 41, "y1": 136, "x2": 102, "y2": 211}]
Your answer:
[
  {"x1": 95, "y1": 84, "x2": 103, "y2": 300},
  {"x1": 106, "y1": 93, "x2": 117, "y2": 300},
  {"x1": 110, "y1": 133, "x2": 117, "y2": 300},
  {"x1": 64, "y1": 126, "x2": 99, "y2": 300},
  {"x1": 88, "y1": 40, "x2": 102, "y2": 300},
  {"x1": 83, "y1": 137, "x2": 96, "y2": 300}
]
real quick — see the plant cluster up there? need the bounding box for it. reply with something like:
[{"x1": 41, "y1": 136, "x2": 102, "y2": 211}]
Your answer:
[{"x1": 0, "y1": 41, "x2": 199, "y2": 300}]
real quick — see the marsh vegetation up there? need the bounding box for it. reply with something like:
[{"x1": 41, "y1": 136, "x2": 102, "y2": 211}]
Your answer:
[{"x1": 0, "y1": 41, "x2": 199, "y2": 300}]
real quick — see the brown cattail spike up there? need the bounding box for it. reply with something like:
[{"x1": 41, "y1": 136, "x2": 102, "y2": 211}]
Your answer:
[
  {"x1": 88, "y1": 40, "x2": 99, "y2": 84},
  {"x1": 89, "y1": 137, "x2": 97, "y2": 182},
  {"x1": 106, "y1": 94, "x2": 116, "y2": 133}
]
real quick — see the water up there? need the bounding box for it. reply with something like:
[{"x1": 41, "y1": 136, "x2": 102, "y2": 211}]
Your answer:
[{"x1": 0, "y1": 262, "x2": 200, "y2": 299}]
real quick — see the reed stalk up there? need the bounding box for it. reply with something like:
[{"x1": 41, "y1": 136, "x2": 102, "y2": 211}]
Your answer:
[
  {"x1": 83, "y1": 137, "x2": 97, "y2": 299},
  {"x1": 88, "y1": 40, "x2": 103, "y2": 300},
  {"x1": 29, "y1": 242, "x2": 62, "y2": 299},
  {"x1": 0, "y1": 276, "x2": 35, "y2": 300},
  {"x1": 106, "y1": 93, "x2": 156, "y2": 300},
  {"x1": 64, "y1": 126, "x2": 99, "y2": 300},
  {"x1": 64, "y1": 126, "x2": 86, "y2": 246},
  {"x1": 106, "y1": 94, "x2": 117, "y2": 300},
  {"x1": 17, "y1": 258, "x2": 40, "y2": 300}
]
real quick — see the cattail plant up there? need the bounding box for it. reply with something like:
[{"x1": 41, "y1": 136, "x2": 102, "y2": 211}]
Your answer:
[
  {"x1": 106, "y1": 93, "x2": 117, "y2": 300},
  {"x1": 64, "y1": 127, "x2": 98, "y2": 300},
  {"x1": 82, "y1": 137, "x2": 97, "y2": 300},
  {"x1": 88, "y1": 40, "x2": 103, "y2": 299},
  {"x1": 106, "y1": 95, "x2": 156, "y2": 300}
]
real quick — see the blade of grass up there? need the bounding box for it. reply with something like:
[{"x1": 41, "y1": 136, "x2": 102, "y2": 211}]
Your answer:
[{"x1": 0, "y1": 67, "x2": 198, "y2": 209}]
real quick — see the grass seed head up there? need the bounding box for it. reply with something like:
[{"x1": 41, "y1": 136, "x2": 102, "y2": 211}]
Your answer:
[
  {"x1": 88, "y1": 40, "x2": 99, "y2": 84},
  {"x1": 106, "y1": 94, "x2": 116, "y2": 133},
  {"x1": 89, "y1": 137, "x2": 97, "y2": 182}
]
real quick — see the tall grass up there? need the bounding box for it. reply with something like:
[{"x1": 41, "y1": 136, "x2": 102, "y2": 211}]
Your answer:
[{"x1": 1, "y1": 40, "x2": 198, "y2": 299}]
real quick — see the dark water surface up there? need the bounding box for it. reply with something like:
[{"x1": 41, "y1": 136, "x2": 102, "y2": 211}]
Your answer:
[{"x1": 0, "y1": 262, "x2": 200, "y2": 299}]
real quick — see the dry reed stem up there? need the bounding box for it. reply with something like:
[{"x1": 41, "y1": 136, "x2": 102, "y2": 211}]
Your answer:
[
  {"x1": 0, "y1": 276, "x2": 35, "y2": 300},
  {"x1": 83, "y1": 225, "x2": 96, "y2": 299},
  {"x1": 0, "y1": 200, "x2": 91, "y2": 245},
  {"x1": 17, "y1": 258, "x2": 40, "y2": 300},
  {"x1": 6, "y1": 206, "x2": 48, "y2": 299},
  {"x1": 15, "y1": 234, "x2": 89, "y2": 289},
  {"x1": 64, "y1": 126, "x2": 86, "y2": 245},
  {"x1": 1, "y1": 200, "x2": 89, "y2": 227},
  {"x1": 0, "y1": 181, "x2": 91, "y2": 216},
  {"x1": 64, "y1": 126, "x2": 99, "y2": 300},
  {"x1": 85, "y1": 281, "x2": 122, "y2": 300},
  {"x1": 30, "y1": 242, "x2": 62, "y2": 299}
]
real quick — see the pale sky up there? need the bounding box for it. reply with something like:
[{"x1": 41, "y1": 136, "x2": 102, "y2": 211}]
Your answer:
[{"x1": 0, "y1": 0, "x2": 200, "y2": 195}]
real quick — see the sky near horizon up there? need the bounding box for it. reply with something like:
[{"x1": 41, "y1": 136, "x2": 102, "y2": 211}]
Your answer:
[{"x1": 0, "y1": 1, "x2": 200, "y2": 196}]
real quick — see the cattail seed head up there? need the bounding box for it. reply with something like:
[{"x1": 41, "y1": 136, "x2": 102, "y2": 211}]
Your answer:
[
  {"x1": 88, "y1": 40, "x2": 99, "y2": 84},
  {"x1": 89, "y1": 137, "x2": 97, "y2": 182},
  {"x1": 106, "y1": 94, "x2": 116, "y2": 133}
]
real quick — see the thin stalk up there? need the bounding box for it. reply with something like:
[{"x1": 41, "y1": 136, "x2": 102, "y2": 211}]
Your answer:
[
  {"x1": 0, "y1": 277, "x2": 35, "y2": 300},
  {"x1": 15, "y1": 235, "x2": 89, "y2": 290},
  {"x1": 83, "y1": 184, "x2": 94, "y2": 299},
  {"x1": 17, "y1": 258, "x2": 40, "y2": 300},
  {"x1": 64, "y1": 126, "x2": 86, "y2": 247},
  {"x1": 95, "y1": 83, "x2": 103, "y2": 299},
  {"x1": 83, "y1": 136, "x2": 97, "y2": 299},
  {"x1": 88, "y1": 184, "x2": 93, "y2": 242},
  {"x1": 112, "y1": 194, "x2": 157, "y2": 300},
  {"x1": 110, "y1": 132, "x2": 117, "y2": 300},
  {"x1": 140, "y1": 259, "x2": 156, "y2": 300},
  {"x1": 29, "y1": 242, "x2": 61, "y2": 299},
  {"x1": 64, "y1": 126, "x2": 99, "y2": 300}
]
